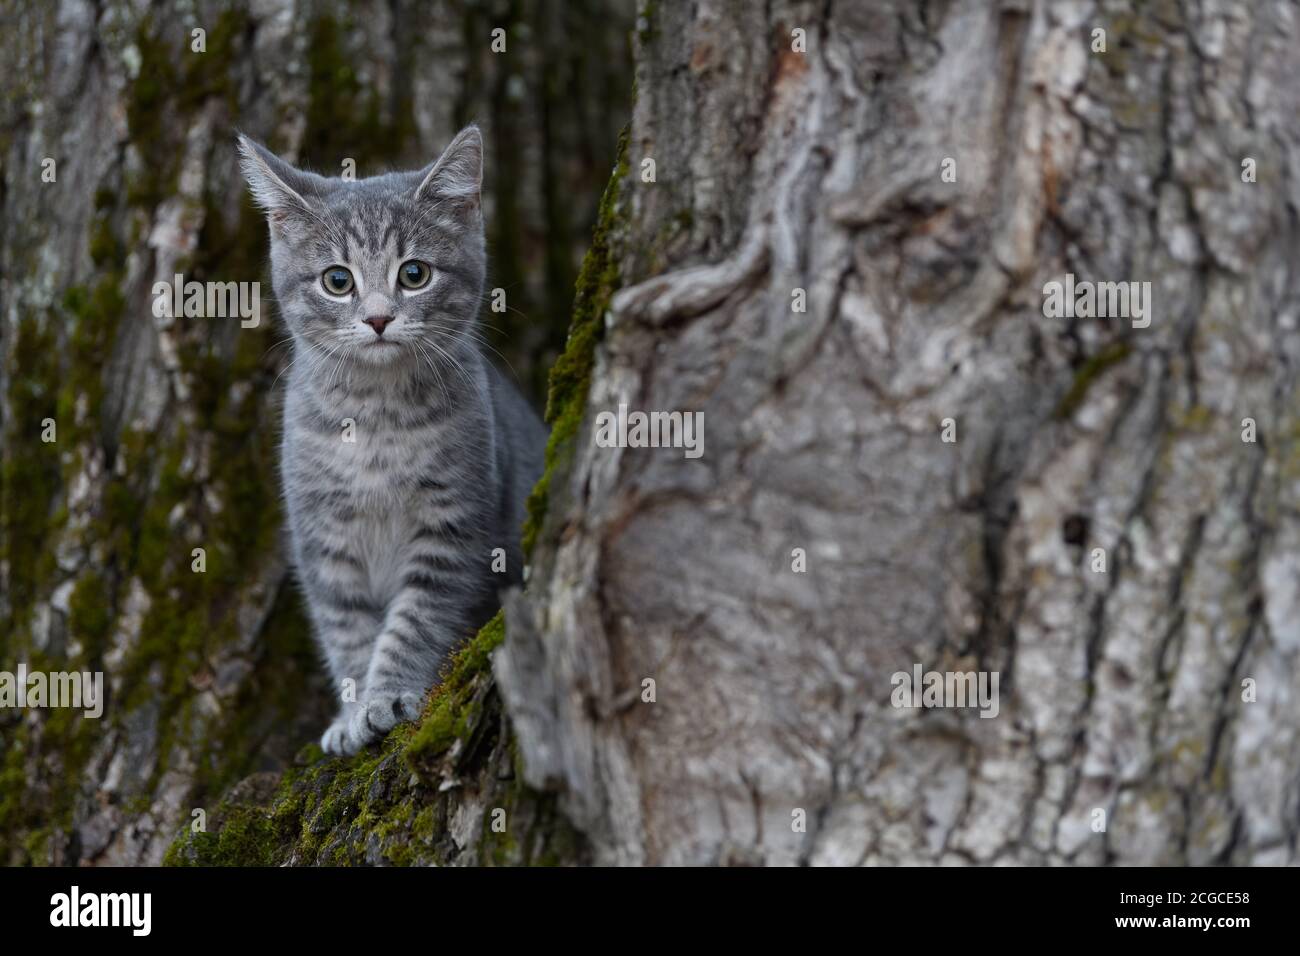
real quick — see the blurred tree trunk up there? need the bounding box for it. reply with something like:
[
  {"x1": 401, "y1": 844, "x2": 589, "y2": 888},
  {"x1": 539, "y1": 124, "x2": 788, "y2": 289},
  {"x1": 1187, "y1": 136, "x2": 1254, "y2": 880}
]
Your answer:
[
  {"x1": 0, "y1": 0, "x2": 629, "y2": 865},
  {"x1": 501, "y1": 0, "x2": 1300, "y2": 865}
]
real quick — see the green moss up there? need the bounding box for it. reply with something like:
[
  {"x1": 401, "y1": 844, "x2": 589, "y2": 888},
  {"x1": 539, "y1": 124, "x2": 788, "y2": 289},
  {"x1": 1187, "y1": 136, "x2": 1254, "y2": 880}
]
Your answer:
[
  {"x1": 1054, "y1": 341, "x2": 1132, "y2": 420},
  {"x1": 124, "y1": 16, "x2": 181, "y2": 209},
  {"x1": 67, "y1": 570, "x2": 113, "y2": 659},
  {"x1": 180, "y1": 8, "x2": 249, "y2": 112},
  {"x1": 0, "y1": 315, "x2": 61, "y2": 636},
  {"x1": 0, "y1": 727, "x2": 32, "y2": 853},
  {"x1": 301, "y1": 13, "x2": 416, "y2": 170},
  {"x1": 521, "y1": 126, "x2": 630, "y2": 555},
  {"x1": 404, "y1": 611, "x2": 504, "y2": 762},
  {"x1": 123, "y1": 7, "x2": 253, "y2": 209},
  {"x1": 88, "y1": 214, "x2": 121, "y2": 267},
  {"x1": 0, "y1": 281, "x2": 127, "y2": 858},
  {"x1": 60, "y1": 277, "x2": 126, "y2": 446},
  {"x1": 164, "y1": 802, "x2": 278, "y2": 867}
]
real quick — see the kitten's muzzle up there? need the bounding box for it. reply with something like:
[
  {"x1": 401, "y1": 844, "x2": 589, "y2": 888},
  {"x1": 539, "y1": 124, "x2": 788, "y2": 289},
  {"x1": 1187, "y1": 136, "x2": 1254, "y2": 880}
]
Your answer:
[{"x1": 364, "y1": 315, "x2": 394, "y2": 336}]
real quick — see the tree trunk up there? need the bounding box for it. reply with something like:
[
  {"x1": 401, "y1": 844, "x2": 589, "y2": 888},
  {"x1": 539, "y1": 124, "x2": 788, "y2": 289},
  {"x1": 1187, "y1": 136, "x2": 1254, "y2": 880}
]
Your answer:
[
  {"x1": 500, "y1": 0, "x2": 1300, "y2": 865},
  {"x1": 8, "y1": 0, "x2": 1298, "y2": 868}
]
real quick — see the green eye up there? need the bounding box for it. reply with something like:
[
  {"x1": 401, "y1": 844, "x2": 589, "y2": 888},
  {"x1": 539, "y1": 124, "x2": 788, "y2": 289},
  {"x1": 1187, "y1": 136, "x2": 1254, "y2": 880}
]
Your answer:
[
  {"x1": 322, "y1": 267, "x2": 354, "y2": 295},
  {"x1": 398, "y1": 260, "x2": 432, "y2": 290}
]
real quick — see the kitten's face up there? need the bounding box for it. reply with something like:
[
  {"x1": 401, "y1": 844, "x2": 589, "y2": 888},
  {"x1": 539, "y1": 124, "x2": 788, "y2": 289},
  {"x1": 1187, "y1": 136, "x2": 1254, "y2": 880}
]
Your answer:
[{"x1": 239, "y1": 127, "x2": 486, "y2": 372}]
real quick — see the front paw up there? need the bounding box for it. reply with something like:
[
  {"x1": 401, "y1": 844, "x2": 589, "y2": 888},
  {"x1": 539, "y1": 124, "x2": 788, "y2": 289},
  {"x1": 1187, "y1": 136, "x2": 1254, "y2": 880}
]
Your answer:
[
  {"x1": 344, "y1": 690, "x2": 425, "y2": 751},
  {"x1": 320, "y1": 712, "x2": 354, "y2": 756}
]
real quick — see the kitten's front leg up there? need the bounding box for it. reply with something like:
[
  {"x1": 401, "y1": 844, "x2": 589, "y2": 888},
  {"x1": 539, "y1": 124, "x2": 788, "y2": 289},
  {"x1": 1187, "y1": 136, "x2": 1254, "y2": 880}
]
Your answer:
[
  {"x1": 299, "y1": 540, "x2": 386, "y2": 755},
  {"x1": 343, "y1": 539, "x2": 480, "y2": 751},
  {"x1": 314, "y1": 605, "x2": 385, "y2": 754}
]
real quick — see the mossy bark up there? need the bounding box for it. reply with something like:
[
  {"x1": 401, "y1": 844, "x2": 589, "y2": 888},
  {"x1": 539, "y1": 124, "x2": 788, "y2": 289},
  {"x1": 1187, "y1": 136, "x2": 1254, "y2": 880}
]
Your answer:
[
  {"x1": 0, "y1": 0, "x2": 629, "y2": 866},
  {"x1": 164, "y1": 613, "x2": 590, "y2": 866}
]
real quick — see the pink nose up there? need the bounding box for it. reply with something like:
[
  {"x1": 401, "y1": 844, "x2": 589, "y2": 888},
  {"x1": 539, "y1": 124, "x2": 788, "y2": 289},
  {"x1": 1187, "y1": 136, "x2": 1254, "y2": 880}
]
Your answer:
[{"x1": 364, "y1": 315, "x2": 392, "y2": 336}]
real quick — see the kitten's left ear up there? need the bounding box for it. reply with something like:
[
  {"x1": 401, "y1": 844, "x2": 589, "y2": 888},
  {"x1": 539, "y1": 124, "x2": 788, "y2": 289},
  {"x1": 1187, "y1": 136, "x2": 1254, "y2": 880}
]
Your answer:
[{"x1": 413, "y1": 125, "x2": 483, "y2": 212}]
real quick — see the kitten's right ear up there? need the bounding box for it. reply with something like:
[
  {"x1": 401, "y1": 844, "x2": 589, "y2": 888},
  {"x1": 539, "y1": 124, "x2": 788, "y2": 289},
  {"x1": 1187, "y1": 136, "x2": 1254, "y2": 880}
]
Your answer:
[
  {"x1": 413, "y1": 125, "x2": 483, "y2": 212},
  {"x1": 236, "y1": 133, "x2": 325, "y2": 239}
]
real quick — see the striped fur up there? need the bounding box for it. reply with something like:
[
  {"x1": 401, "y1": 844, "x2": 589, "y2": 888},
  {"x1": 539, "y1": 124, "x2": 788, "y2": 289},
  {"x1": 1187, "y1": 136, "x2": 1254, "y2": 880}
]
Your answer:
[{"x1": 239, "y1": 127, "x2": 546, "y2": 754}]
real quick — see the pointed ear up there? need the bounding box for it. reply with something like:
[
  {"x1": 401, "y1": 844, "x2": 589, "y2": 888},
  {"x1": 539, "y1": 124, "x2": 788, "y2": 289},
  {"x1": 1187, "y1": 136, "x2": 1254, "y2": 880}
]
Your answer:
[
  {"x1": 236, "y1": 133, "x2": 328, "y2": 238},
  {"x1": 413, "y1": 125, "x2": 483, "y2": 211}
]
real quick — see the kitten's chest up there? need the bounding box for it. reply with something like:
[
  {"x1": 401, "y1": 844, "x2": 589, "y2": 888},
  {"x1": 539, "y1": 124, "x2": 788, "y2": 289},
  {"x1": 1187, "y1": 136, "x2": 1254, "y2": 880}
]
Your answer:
[
  {"x1": 285, "y1": 383, "x2": 464, "y2": 603},
  {"x1": 289, "y1": 425, "x2": 422, "y2": 604},
  {"x1": 338, "y1": 429, "x2": 423, "y2": 503},
  {"x1": 294, "y1": 388, "x2": 435, "y2": 493},
  {"x1": 352, "y1": 506, "x2": 411, "y2": 603}
]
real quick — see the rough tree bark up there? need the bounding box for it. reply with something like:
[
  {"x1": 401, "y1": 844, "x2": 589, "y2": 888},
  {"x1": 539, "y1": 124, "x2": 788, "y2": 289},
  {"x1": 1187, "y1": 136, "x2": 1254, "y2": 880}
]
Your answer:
[
  {"x1": 6, "y1": 0, "x2": 1298, "y2": 868},
  {"x1": 500, "y1": 0, "x2": 1300, "y2": 865}
]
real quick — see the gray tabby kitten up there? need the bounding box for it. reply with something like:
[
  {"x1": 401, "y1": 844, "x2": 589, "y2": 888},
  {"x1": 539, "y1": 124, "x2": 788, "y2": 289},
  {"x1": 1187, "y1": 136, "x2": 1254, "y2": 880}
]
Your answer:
[{"x1": 238, "y1": 126, "x2": 546, "y2": 755}]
